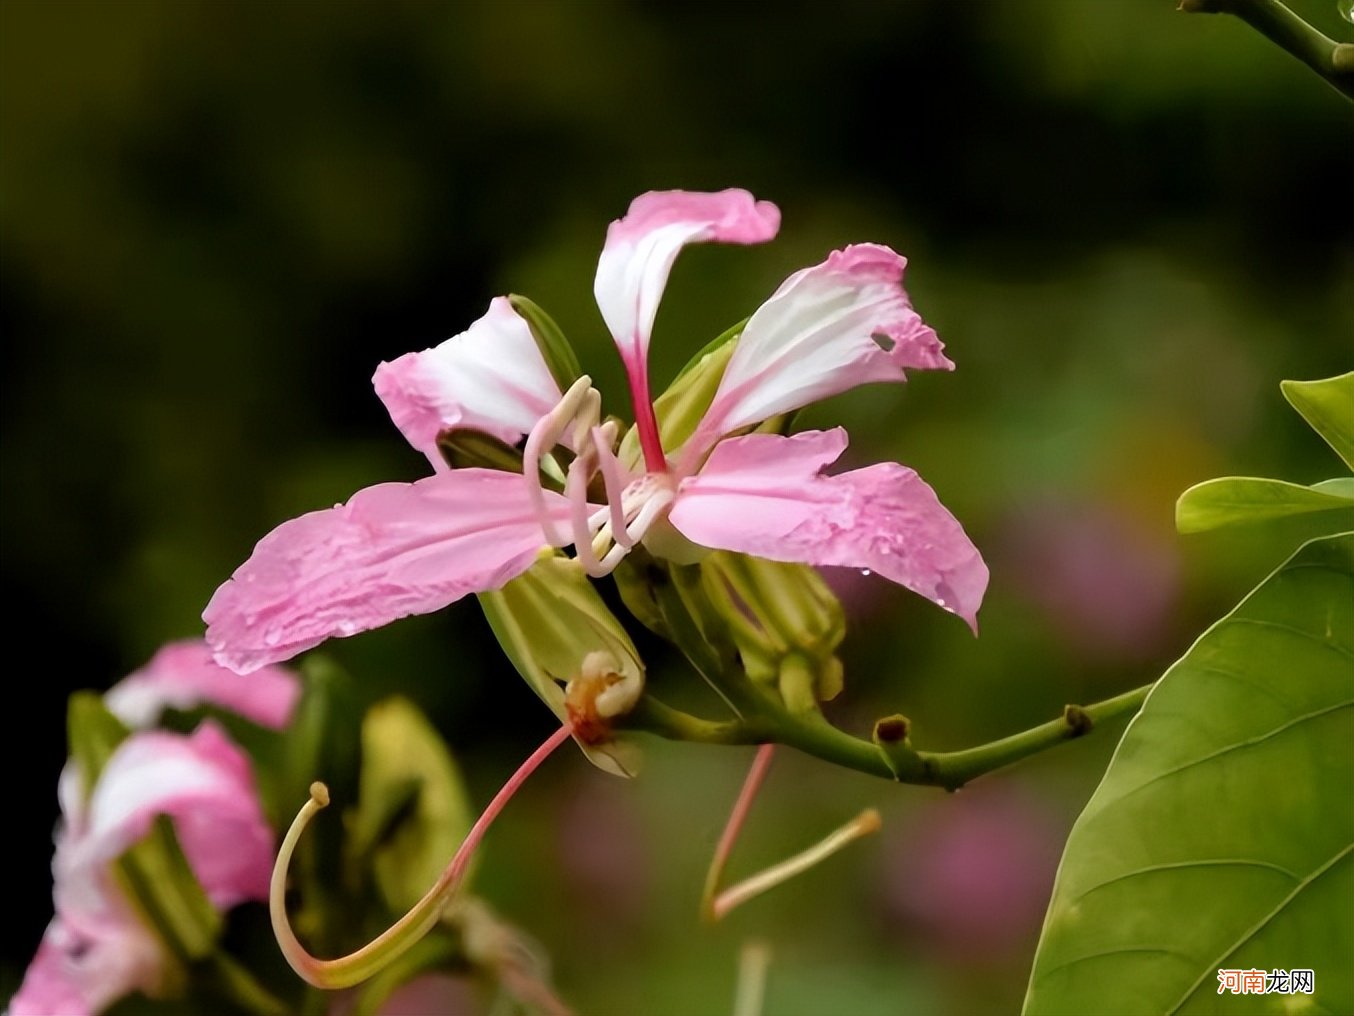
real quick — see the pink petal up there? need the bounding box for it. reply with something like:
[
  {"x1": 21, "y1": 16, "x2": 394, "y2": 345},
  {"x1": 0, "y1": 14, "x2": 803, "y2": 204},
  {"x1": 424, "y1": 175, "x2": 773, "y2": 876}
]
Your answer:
[
  {"x1": 693, "y1": 244, "x2": 951, "y2": 452},
  {"x1": 104, "y1": 640, "x2": 299, "y2": 731},
  {"x1": 593, "y1": 189, "x2": 780, "y2": 376},
  {"x1": 73, "y1": 723, "x2": 274, "y2": 909},
  {"x1": 9, "y1": 914, "x2": 161, "y2": 1016},
  {"x1": 372, "y1": 297, "x2": 562, "y2": 470},
  {"x1": 204, "y1": 469, "x2": 566, "y2": 673},
  {"x1": 14, "y1": 725, "x2": 275, "y2": 1015},
  {"x1": 667, "y1": 429, "x2": 987, "y2": 629}
]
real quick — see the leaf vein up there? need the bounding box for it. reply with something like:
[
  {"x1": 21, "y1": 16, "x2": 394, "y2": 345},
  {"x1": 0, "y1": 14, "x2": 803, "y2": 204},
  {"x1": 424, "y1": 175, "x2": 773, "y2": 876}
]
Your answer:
[
  {"x1": 1068, "y1": 858, "x2": 1301, "y2": 907},
  {"x1": 1106, "y1": 699, "x2": 1354, "y2": 806},
  {"x1": 1164, "y1": 841, "x2": 1354, "y2": 1015},
  {"x1": 1227, "y1": 617, "x2": 1354, "y2": 662}
]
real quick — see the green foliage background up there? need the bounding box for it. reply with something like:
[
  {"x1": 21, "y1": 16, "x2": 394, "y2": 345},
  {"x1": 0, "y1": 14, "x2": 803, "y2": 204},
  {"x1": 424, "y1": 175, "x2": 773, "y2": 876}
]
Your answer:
[{"x1": 2, "y1": 1, "x2": 1350, "y2": 1012}]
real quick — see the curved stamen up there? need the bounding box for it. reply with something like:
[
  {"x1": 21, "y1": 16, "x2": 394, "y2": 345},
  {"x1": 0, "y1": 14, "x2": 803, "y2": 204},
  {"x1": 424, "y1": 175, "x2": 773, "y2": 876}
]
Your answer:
[
  {"x1": 591, "y1": 424, "x2": 632, "y2": 550},
  {"x1": 571, "y1": 388, "x2": 602, "y2": 449},
  {"x1": 567, "y1": 451, "x2": 618, "y2": 578},
  {"x1": 624, "y1": 485, "x2": 675, "y2": 544},
  {"x1": 524, "y1": 377, "x2": 595, "y2": 547},
  {"x1": 271, "y1": 724, "x2": 575, "y2": 989}
]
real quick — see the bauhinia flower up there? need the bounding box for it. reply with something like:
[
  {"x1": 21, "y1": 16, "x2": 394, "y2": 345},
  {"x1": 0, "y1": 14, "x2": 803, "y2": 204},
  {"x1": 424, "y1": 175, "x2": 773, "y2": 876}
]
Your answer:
[
  {"x1": 204, "y1": 189, "x2": 987, "y2": 675},
  {"x1": 11, "y1": 646, "x2": 297, "y2": 1016}
]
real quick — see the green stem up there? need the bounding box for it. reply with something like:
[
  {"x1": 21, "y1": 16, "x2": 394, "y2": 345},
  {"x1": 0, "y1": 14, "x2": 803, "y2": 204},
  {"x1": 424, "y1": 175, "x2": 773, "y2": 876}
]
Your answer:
[
  {"x1": 205, "y1": 952, "x2": 291, "y2": 1016},
  {"x1": 626, "y1": 682, "x2": 1154, "y2": 790},
  {"x1": 1180, "y1": 0, "x2": 1354, "y2": 101},
  {"x1": 915, "y1": 684, "x2": 1153, "y2": 790}
]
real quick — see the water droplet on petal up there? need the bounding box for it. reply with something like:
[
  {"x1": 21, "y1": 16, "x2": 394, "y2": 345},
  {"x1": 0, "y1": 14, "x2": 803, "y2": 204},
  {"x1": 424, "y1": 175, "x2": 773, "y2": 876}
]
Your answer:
[
  {"x1": 263, "y1": 629, "x2": 281, "y2": 647},
  {"x1": 860, "y1": 568, "x2": 872, "y2": 577},
  {"x1": 337, "y1": 620, "x2": 357, "y2": 636}
]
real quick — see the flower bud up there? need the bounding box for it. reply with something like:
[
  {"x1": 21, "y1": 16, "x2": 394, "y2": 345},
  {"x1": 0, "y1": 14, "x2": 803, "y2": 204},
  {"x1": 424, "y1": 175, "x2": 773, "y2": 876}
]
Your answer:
[
  {"x1": 479, "y1": 552, "x2": 645, "y2": 777},
  {"x1": 698, "y1": 551, "x2": 847, "y2": 705}
]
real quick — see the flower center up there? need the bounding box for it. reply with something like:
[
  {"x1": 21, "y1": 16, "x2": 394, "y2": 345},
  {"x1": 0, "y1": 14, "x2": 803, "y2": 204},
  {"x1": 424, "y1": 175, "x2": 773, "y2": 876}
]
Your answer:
[{"x1": 524, "y1": 378, "x2": 675, "y2": 578}]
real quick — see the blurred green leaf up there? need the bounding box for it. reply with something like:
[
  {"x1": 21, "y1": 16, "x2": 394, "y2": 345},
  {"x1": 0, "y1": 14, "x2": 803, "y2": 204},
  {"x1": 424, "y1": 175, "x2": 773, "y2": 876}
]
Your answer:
[
  {"x1": 116, "y1": 815, "x2": 222, "y2": 964},
  {"x1": 354, "y1": 697, "x2": 475, "y2": 914},
  {"x1": 1282, "y1": 372, "x2": 1354, "y2": 471},
  {"x1": 1024, "y1": 533, "x2": 1354, "y2": 1015},
  {"x1": 67, "y1": 691, "x2": 132, "y2": 791},
  {"x1": 1176, "y1": 475, "x2": 1354, "y2": 533},
  {"x1": 67, "y1": 694, "x2": 222, "y2": 965}
]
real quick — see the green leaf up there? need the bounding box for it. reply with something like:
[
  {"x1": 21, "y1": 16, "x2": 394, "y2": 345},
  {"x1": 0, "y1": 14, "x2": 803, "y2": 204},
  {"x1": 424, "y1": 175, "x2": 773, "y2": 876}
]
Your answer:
[
  {"x1": 508, "y1": 294, "x2": 582, "y2": 392},
  {"x1": 353, "y1": 697, "x2": 475, "y2": 914},
  {"x1": 1176, "y1": 476, "x2": 1354, "y2": 533},
  {"x1": 1024, "y1": 533, "x2": 1354, "y2": 1015},
  {"x1": 435, "y1": 428, "x2": 528, "y2": 476},
  {"x1": 1282, "y1": 372, "x2": 1354, "y2": 471}
]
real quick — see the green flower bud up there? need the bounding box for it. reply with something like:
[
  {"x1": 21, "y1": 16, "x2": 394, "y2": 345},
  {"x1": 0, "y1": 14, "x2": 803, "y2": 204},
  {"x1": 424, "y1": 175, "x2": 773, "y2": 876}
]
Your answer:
[
  {"x1": 479, "y1": 552, "x2": 645, "y2": 777},
  {"x1": 698, "y1": 551, "x2": 847, "y2": 705}
]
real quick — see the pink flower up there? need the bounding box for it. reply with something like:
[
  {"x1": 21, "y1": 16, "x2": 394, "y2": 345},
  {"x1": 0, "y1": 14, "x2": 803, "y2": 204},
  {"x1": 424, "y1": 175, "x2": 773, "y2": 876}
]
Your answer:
[
  {"x1": 104, "y1": 639, "x2": 300, "y2": 730},
  {"x1": 11, "y1": 647, "x2": 295, "y2": 1016},
  {"x1": 205, "y1": 189, "x2": 987, "y2": 674}
]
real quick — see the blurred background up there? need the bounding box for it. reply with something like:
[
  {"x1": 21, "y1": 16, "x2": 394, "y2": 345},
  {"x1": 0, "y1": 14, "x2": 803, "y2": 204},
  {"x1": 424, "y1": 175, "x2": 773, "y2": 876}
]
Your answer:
[{"x1": 2, "y1": 1, "x2": 1350, "y2": 1012}]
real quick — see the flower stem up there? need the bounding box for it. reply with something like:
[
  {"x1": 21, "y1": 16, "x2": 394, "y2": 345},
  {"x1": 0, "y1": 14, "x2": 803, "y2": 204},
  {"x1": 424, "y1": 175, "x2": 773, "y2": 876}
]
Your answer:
[
  {"x1": 1180, "y1": 0, "x2": 1354, "y2": 101},
  {"x1": 700, "y1": 744, "x2": 881, "y2": 921},
  {"x1": 710, "y1": 809, "x2": 882, "y2": 921},
  {"x1": 627, "y1": 682, "x2": 1154, "y2": 789},
  {"x1": 915, "y1": 684, "x2": 1153, "y2": 790},
  {"x1": 702, "y1": 745, "x2": 776, "y2": 921},
  {"x1": 732, "y1": 941, "x2": 772, "y2": 1016},
  {"x1": 270, "y1": 724, "x2": 574, "y2": 989}
]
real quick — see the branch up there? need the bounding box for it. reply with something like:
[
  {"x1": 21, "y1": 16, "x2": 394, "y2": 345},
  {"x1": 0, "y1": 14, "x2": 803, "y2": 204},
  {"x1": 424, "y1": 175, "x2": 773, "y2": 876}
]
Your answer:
[
  {"x1": 1180, "y1": 0, "x2": 1354, "y2": 101},
  {"x1": 626, "y1": 682, "x2": 1155, "y2": 790},
  {"x1": 913, "y1": 684, "x2": 1153, "y2": 790}
]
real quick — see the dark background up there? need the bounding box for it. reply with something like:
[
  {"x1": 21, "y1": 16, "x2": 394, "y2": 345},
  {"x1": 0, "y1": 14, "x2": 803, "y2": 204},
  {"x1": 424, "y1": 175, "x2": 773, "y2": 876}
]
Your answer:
[{"x1": 3, "y1": 2, "x2": 1351, "y2": 1012}]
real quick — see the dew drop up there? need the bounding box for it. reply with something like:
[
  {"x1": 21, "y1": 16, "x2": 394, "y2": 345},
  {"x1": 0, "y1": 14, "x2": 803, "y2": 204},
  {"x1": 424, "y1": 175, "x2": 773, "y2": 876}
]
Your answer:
[
  {"x1": 860, "y1": 568, "x2": 872, "y2": 577},
  {"x1": 337, "y1": 620, "x2": 357, "y2": 636},
  {"x1": 263, "y1": 629, "x2": 281, "y2": 647}
]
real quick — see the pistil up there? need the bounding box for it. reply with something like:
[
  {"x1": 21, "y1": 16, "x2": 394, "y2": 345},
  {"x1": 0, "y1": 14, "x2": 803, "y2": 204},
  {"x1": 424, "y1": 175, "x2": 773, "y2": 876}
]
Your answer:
[{"x1": 270, "y1": 724, "x2": 575, "y2": 989}]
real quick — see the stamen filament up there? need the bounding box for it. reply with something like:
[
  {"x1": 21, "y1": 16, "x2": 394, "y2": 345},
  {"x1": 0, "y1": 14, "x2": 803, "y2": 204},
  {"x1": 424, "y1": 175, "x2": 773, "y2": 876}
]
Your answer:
[
  {"x1": 270, "y1": 724, "x2": 575, "y2": 989},
  {"x1": 624, "y1": 486, "x2": 674, "y2": 544},
  {"x1": 524, "y1": 376, "x2": 594, "y2": 547},
  {"x1": 591, "y1": 425, "x2": 633, "y2": 549},
  {"x1": 567, "y1": 454, "x2": 609, "y2": 577}
]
